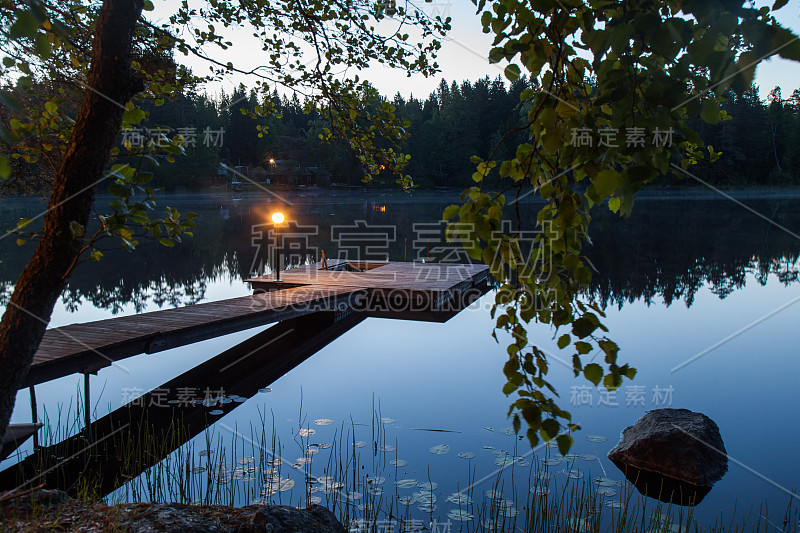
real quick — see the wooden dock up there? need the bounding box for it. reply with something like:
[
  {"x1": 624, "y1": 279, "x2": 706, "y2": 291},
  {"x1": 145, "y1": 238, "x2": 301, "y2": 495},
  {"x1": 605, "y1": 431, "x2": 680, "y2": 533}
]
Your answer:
[{"x1": 23, "y1": 261, "x2": 489, "y2": 388}]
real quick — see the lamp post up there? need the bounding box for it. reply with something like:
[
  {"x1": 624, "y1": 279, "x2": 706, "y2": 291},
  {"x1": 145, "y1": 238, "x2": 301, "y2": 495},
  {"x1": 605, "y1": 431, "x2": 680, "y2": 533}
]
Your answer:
[{"x1": 272, "y1": 212, "x2": 284, "y2": 281}]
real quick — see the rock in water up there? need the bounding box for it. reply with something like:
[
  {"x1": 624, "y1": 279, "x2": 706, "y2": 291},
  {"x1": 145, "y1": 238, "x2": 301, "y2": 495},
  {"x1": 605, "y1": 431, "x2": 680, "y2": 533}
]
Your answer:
[
  {"x1": 608, "y1": 408, "x2": 728, "y2": 505},
  {"x1": 250, "y1": 505, "x2": 346, "y2": 532}
]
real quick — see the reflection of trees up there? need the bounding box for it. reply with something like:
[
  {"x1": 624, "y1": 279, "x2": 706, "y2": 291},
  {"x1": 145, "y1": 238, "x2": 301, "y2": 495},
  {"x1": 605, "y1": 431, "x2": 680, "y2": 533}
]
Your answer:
[
  {"x1": 583, "y1": 198, "x2": 800, "y2": 309},
  {"x1": 1, "y1": 196, "x2": 798, "y2": 313}
]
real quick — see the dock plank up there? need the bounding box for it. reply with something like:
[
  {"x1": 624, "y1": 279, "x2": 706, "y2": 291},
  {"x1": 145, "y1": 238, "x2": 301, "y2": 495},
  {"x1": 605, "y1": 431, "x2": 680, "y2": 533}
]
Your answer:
[
  {"x1": 25, "y1": 285, "x2": 363, "y2": 387},
  {"x1": 24, "y1": 261, "x2": 489, "y2": 388}
]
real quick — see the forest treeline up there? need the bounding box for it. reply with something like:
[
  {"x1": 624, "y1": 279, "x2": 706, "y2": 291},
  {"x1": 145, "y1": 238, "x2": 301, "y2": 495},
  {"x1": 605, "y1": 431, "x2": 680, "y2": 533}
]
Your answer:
[{"x1": 2, "y1": 77, "x2": 800, "y2": 193}]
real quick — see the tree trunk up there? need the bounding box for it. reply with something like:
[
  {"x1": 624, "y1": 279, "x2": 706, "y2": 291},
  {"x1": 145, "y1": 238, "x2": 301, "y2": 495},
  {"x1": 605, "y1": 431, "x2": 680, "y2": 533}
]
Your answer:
[{"x1": 0, "y1": 0, "x2": 144, "y2": 441}]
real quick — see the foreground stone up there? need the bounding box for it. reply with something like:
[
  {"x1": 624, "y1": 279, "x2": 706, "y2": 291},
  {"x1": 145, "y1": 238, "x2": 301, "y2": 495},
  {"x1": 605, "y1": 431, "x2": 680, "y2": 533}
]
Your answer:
[
  {"x1": 608, "y1": 408, "x2": 728, "y2": 505},
  {"x1": 0, "y1": 489, "x2": 346, "y2": 532}
]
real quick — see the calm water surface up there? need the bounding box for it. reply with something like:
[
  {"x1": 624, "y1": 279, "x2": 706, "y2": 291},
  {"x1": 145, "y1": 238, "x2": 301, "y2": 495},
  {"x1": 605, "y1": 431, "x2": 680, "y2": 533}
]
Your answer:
[{"x1": 1, "y1": 189, "x2": 799, "y2": 529}]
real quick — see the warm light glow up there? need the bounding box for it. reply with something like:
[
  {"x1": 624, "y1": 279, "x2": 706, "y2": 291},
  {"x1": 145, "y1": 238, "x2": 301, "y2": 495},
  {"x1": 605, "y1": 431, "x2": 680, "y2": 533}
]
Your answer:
[
  {"x1": 271, "y1": 212, "x2": 284, "y2": 224},
  {"x1": 269, "y1": 158, "x2": 275, "y2": 164}
]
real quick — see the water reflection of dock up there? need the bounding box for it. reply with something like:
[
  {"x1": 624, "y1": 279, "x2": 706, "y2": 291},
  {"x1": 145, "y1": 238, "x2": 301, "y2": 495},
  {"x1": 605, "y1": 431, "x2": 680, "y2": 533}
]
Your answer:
[{"x1": 23, "y1": 261, "x2": 489, "y2": 388}]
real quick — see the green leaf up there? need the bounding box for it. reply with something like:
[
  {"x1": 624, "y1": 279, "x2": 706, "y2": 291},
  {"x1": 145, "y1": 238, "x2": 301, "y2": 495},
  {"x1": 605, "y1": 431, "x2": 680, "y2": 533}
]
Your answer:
[
  {"x1": 504, "y1": 64, "x2": 521, "y2": 82},
  {"x1": 556, "y1": 434, "x2": 573, "y2": 456},
  {"x1": 557, "y1": 334, "x2": 570, "y2": 349},
  {"x1": 143, "y1": 0, "x2": 155, "y2": 10},
  {"x1": 583, "y1": 363, "x2": 603, "y2": 386},
  {"x1": 122, "y1": 107, "x2": 146, "y2": 125},
  {"x1": 603, "y1": 373, "x2": 622, "y2": 391},
  {"x1": 9, "y1": 10, "x2": 39, "y2": 40},
  {"x1": 158, "y1": 238, "x2": 175, "y2": 247},
  {"x1": 16, "y1": 238, "x2": 26, "y2": 247},
  {"x1": 34, "y1": 33, "x2": 51, "y2": 58},
  {"x1": 44, "y1": 101, "x2": 57, "y2": 114},
  {"x1": 16, "y1": 218, "x2": 33, "y2": 230},
  {"x1": 700, "y1": 98, "x2": 720, "y2": 125},
  {"x1": 540, "y1": 418, "x2": 559, "y2": 440},
  {"x1": 572, "y1": 317, "x2": 597, "y2": 338},
  {"x1": 593, "y1": 170, "x2": 620, "y2": 198},
  {"x1": 69, "y1": 221, "x2": 85, "y2": 237},
  {"x1": 575, "y1": 341, "x2": 592, "y2": 355},
  {"x1": 443, "y1": 204, "x2": 460, "y2": 220},
  {"x1": 772, "y1": 0, "x2": 789, "y2": 10},
  {"x1": 0, "y1": 155, "x2": 10, "y2": 179}
]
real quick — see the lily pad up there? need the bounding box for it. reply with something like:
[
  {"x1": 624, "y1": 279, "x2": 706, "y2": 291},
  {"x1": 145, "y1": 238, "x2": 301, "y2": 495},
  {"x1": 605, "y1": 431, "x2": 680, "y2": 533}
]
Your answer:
[
  {"x1": 447, "y1": 509, "x2": 475, "y2": 522},
  {"x1": 562, "y1": 469, "x2": 584, "y2": 479},
  {"x1": 298, "y1": 428, "x2": 315, "y2": 437},
  {"x1": 447, "y1": 493, "x2": 473, "y2": 505},
  {"x1": 390, "y1": 459, "x2": 407, "y2": 467},
  {"x1": 396, "y1": 479, "x2": 418, "y2": 488},
  {"x1": 208, "y1": 409, "x2": 224, "y2": 416},
  {"x1": 238, "y1": 457, "x2": 255, "y2": 465},
  {"x1": 314, "y1": 418, "x2": 335, "y2": 426},
  {"x1": 258, "y1": 388, "x2": 272, "y2": 393},
  {"x1": 429, "y1": 444, "x2": 450, "y2": 455},
  {"x1": 500, "y1": 427, "x2": 516, "y2": 436},
  {"x1": 541, "y1": 458, "x2": 561, "y2": 466},
  {"x1": 379, "y1": 444, "x2": 396, "y2": 452},
  {"x1": 597, "y1": 487, "x2": 617, "y2": 497},
  {"x1": 417, "y1": 503, "x2": 437, "y2": 513},
  {"x1": 417, "y1": 481, "x2": 438, "y2": 491},
  {"x1": 308, "y1": 496, "x2": 322, "y2": 505},
  {"x1": 586, "y1": 435, "x2": 608, "y2": 443},
  {"x1": 191, "y1": 466, "x2": 206, "y2": 474},
  {"x1": 494, "y1": 456, "x2": 514, "y2": 467},
  {"x1": 606, "y1": 500, "x2": 624, "y2": 509},
  {"x1": 580, "y1": 454, "x2": 597, "y2": 461},
  {"x1": 530, "y1": 486, "x2": 549, "y2": 496},
  {"x1": 398, "y1": 496, "x2": 416, "y2": 505},
  {"x1": 457, "y1": 451, "x2": 476, "y2": 459},
  {"x1": 413, "y1": 491, "x2": 437, "y2": 504},
  {"x1": 346, "y1": 491, "x2": 362, "y2": 501},
  {"x1": 368, "y1": 476, "x2": 386, "y2": 485},
  {"x1": 198, "y1": 449, "x2": 213, "y2": 457},
  {"x1": 500, "y1": 506, "x2": 517, "y2": 518},
  {"x1": 380, "y1": 417, "x2": 396, "y2": 424}
]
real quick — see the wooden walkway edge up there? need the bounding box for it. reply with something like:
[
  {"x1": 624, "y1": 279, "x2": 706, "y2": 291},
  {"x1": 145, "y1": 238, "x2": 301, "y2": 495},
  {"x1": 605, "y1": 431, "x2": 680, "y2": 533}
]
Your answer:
[
  {"x1": 22, "y1": 261, "x2": 490, "y2": 389},
  {"x1": 24, "y1": 285, "x2": 362, "y2": 388}
]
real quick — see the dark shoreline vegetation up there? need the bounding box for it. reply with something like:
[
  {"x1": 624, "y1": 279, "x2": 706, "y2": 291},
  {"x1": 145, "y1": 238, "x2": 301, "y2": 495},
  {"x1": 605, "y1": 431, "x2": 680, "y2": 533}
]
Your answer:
[{"x1": 3, "y1": 78, "x2": 800, "y2": 195}]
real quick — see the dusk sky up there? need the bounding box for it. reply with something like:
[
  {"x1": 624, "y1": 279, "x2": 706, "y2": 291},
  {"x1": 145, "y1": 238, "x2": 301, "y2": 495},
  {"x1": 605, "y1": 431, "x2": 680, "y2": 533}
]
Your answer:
[{"x1": 152, "y1": 0, "x2": 800, "y2": 100}]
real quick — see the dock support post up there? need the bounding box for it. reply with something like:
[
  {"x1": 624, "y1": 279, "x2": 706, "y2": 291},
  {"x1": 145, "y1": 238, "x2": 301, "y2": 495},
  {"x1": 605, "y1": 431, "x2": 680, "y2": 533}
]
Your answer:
[
  {"x1": 29, "y1": 385, "x2": 38, "y2": 450},
  {"x1": 83, "y1": 372, "x2": 92, "y2": 444}
]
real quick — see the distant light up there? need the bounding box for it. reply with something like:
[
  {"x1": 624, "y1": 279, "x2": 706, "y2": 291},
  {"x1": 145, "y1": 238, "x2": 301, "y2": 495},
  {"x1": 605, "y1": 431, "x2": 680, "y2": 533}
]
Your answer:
[
  {"x1": 272, "y1": 212, "x2": 284, "y2": 224},
  {"x1": 269, "y1": 158, "x2": 275, "y2": 164}
]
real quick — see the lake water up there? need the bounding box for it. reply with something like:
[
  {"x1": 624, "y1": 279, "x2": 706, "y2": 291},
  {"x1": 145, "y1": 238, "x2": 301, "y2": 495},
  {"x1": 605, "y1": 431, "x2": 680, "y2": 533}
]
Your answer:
[{"x1": 1, "y1": 189, "x2": 799, "y2": 530}]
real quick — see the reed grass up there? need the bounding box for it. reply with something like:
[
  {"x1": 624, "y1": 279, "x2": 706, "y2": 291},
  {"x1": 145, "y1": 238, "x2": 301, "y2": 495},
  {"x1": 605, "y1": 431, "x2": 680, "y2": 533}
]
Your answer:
[{"x1": 4, "y1": 403, "x2": 797, "y2": 533}]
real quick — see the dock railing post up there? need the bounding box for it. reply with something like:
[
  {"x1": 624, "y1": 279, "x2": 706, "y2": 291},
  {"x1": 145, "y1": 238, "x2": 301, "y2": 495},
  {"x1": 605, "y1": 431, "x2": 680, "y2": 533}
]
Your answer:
[
  {"x1": 83, "y1": 371, "x2": 92, "y2": 444},
  {"x1": 29, "y1": 385, "x2": 38, "y2": 450}
]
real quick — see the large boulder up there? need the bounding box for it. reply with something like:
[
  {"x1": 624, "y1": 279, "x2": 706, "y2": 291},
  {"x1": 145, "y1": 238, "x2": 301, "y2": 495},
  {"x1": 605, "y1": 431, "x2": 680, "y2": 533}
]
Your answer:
[{"x1": 608, "y1": 408, "x2": 728, "y2": 505}]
